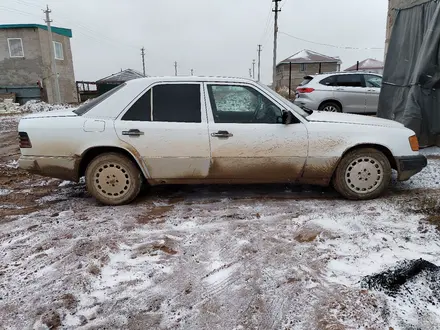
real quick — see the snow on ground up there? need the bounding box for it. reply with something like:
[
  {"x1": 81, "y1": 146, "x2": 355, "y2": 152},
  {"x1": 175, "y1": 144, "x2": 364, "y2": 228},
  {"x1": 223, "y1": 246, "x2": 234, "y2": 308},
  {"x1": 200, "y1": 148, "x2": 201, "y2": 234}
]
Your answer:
[{"x1": 1, "y1": 114, "x2": 440, "y2": 329}]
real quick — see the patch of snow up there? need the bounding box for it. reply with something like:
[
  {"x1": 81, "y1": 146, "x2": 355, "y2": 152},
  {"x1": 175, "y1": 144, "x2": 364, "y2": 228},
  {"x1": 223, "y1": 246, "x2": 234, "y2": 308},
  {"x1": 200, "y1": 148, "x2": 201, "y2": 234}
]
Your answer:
[
  {"x1": 58, "y1": 180, "x2": 72, "y2": 187},
  {"x1": 0, "y1": 189, "x2": 12, "y2": 196},
  {"x1": 289, "y1": 50, "x2": 312, "y2": 60},
  {"x1": 20, "y1": 100, "x2": 76, "y2": 113}
]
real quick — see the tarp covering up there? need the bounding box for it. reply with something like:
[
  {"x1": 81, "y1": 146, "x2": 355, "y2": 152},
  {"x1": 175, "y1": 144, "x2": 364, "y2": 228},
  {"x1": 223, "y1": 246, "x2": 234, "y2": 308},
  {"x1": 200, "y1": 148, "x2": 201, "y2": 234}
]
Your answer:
[{"x1": 378, "y1": 0, "x2": 440, "y2": 147}]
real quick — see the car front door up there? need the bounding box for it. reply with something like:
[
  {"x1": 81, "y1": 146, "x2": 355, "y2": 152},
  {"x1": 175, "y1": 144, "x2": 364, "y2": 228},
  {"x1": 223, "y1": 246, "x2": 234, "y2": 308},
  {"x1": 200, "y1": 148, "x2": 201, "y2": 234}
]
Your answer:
[
  {"x1": 204, "y1": 83, "x2": 308, "y2": 183},
  {"x1": 114, "y1": 82, "x2": 211, "y2": 182},
  {"x1": 364, "y1": 74, "x2": 382, "y2": 114},
  {"x1": 334, "y1": 74, "x2": 366, "y2": 113}
]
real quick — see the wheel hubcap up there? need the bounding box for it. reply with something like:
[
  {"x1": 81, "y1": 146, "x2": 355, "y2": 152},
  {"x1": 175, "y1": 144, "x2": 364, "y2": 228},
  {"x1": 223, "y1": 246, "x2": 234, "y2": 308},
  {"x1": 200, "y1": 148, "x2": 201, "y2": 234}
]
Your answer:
[
  {"x1": 93, "y1": 163, "x2": 131, "y2": 198},
  {"x1": 324, "y1": 106, "x2": 337, "y2": 112},
  {"x1": 345, "y1": 156, "x2": 384, "y2": 194}
]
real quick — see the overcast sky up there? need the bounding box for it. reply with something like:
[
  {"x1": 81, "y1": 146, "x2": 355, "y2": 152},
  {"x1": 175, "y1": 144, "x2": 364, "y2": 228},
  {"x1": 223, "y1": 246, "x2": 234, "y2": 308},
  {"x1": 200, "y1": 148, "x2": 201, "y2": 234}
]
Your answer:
[{"x1": 1, "y1": 0, "x2": 388, "y2": 84}]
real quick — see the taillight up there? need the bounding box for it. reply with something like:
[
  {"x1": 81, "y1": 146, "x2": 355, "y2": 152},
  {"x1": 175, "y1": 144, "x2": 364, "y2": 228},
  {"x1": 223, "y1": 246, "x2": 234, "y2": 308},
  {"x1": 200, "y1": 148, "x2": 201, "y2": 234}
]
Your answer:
[
  {"x1": 297, "y1": 87, "x2": 315, "y2": 93},
  {"x1": 19, "y1": 132, "x2": 32, "y2": 148}
]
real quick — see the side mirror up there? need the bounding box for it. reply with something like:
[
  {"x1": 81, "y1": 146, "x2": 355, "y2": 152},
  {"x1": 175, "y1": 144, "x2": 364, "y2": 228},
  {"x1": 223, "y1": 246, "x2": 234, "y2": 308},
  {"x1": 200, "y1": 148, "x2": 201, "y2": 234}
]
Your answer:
[{"x1": 282, "y1": 110, "x2": 295, "y2": 125}]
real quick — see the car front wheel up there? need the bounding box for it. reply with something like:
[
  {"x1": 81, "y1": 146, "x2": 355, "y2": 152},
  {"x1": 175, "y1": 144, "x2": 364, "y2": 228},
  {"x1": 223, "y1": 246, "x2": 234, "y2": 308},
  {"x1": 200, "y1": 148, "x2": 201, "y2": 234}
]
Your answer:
[
  {"x1": 85, "y1": 153, "x2": 142, "y2": 205},
  {"x1": 333, "y1": 148, "x2": 391, "y2": 200},
  {"x1": 319, "y1": 102, "x2": 342, "y2": 113}
]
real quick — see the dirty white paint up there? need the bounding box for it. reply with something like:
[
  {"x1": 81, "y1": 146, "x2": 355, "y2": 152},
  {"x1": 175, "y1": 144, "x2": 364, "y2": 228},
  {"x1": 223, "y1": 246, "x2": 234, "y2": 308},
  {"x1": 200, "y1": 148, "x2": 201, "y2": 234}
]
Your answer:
[{"x1": 18, "y1": 76, "x2": 422, "y2": 186}]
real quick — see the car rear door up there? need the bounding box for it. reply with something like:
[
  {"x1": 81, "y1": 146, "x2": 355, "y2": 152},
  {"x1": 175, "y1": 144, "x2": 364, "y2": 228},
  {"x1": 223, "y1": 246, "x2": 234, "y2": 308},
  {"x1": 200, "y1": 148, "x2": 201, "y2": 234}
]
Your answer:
[
  {"x1": 114, "y1": 82, "x2": 211, "y2": 182},
  {"x1": 364, "y1": 74, "x2": 382, "y2": 114},
  {"x1": 334, "y1": 74, "x2": 366, "y2": 113},
  {"x1": 204, "y1": 82, "x2": 308, "y2": 183}
]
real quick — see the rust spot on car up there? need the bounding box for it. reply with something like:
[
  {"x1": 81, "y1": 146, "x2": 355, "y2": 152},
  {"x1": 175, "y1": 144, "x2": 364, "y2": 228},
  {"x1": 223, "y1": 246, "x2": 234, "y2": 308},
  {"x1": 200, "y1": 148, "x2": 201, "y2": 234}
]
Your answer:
[
  {"x1": 300, "y1": 157, "x2": 340, "y2": 185},
  {"x1": 207, "y1": 158, "x2": 305, "y2": 183},
  {"x1": 35, "y1": 164, "x2": 78, "y2": 182},
  {"x1": 307, "y1": 137, "x2": 346, "y2": 159}
]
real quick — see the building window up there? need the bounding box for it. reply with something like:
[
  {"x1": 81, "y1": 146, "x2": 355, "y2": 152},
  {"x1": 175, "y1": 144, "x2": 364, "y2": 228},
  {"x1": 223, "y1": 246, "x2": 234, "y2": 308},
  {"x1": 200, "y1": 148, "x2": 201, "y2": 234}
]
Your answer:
[
  {"x1": 8, "y1": 38, "x2": 24, "y2": 58},
  {"x1": 53, "y1": 41, "x2": 64, "y2": 60},
  {"x1": 300, "y1": 63, "x2": 307, "y2": 72}
]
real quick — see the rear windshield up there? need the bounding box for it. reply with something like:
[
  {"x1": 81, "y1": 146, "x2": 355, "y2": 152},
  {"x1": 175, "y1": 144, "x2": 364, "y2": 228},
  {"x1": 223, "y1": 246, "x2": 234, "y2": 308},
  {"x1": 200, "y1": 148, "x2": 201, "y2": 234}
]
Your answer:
[
  {"x1": 73, "y1": 83, "x2": 126, "y2": 116},
  {"x1": 299, "y1": 77, "x2": 313, "y2": 86}
]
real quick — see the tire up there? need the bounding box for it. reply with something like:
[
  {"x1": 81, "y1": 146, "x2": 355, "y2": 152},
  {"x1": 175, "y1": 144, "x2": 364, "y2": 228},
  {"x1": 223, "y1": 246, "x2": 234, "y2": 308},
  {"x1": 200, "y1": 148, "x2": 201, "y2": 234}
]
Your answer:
[
  {"x1": 319, "y1": 102, "x2": 342, "y2": 113},
  {"x1": 85, "y1": 153, "x2": 142, "y2": 205},
  {"x1": 332, "y1": 148, "x2": 391, "y2": 200}
]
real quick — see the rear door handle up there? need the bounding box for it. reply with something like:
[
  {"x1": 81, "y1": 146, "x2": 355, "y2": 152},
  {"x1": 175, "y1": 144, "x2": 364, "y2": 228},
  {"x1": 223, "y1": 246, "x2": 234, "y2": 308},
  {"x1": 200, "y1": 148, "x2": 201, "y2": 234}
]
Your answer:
[
  {"x1": 122, "y1": 129, "x2": 144, "y2": 136},
  {"x1": 336, "y1": 88, "x2": 345, "y2": 91},
  {"x1": 211, "y1": 130, "x2": 233, "y2": 138}
]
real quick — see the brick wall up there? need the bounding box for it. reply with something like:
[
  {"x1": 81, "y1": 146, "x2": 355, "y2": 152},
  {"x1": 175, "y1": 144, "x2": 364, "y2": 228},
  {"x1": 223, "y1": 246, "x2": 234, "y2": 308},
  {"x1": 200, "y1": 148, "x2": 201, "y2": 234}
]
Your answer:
[
  {"x1": 275, "y1": 62, "x2": 339, "y2": 91},
  {"x1": 38, "y1": 29, "x2": 77, "y2": 104}
]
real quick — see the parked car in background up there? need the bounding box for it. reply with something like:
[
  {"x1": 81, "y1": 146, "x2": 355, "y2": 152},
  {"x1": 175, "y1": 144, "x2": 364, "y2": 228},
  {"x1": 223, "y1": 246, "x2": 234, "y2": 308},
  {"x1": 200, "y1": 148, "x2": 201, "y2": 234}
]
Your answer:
[
  {"x1": 18, "y1": 76, "x2": 425, "y2": 205},
  {"x1": 294, "y1": 72, "x2": 383, "y2": 114}
]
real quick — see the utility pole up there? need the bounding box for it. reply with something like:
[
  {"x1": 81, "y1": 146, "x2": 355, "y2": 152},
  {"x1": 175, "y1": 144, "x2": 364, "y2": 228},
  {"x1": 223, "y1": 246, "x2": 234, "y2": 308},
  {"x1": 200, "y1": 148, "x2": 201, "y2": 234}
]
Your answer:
[
  {"x1": 141, "y1": 47, "x2": 146, "y2": 76},
  {"x1": 257, "y1": 44, "x2": 262, "y2": 82},
  {"x1": 272, "y1": 0, "x2": 281, "y2": 89},
  {"x1": 43, "y1": 5, "x2": 61, "y2": 104},
  {"x1": 191, "y1": 69, "x2": 194, "y2": 76},
  {"x1": 252, "y1": 59, "x2": 256, "y2": 80},
  {"x1": 249, "y1": 68, "x2": 252, "y2": 78},
  {"x1": 174, "y1": 61, "x2": 178, "y2": 76}
]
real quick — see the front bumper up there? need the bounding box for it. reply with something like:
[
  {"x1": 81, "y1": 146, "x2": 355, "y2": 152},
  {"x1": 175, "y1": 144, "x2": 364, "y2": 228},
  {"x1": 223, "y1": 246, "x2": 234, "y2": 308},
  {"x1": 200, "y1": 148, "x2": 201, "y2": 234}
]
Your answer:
[{"x1": 395, "y1": 155, "x2": 428, "y2": 181}]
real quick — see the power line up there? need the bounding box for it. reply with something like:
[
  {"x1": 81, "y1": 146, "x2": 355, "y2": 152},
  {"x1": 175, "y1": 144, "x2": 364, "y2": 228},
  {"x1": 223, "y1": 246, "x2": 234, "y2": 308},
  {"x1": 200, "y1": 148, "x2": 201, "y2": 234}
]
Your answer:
[
  {"x1": 279, "y1": 31, "x2": 384, "y2": 50},
  {"x1": 259, "y1": 2, "x2": 274, "y2": 44},
  {"x1": 280, "y1": 0, "x2": 290, "y2": 9}
]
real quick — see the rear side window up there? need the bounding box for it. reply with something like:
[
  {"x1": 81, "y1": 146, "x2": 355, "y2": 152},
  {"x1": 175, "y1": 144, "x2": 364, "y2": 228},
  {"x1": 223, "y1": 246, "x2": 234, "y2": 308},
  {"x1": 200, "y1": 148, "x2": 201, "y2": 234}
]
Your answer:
[
  {"x1": 153, "y1": 84, "x2": 201, "y2": 123},
  {"x1": 319, "y1": 76, "x2": 336, "y2": 86},
  {"x1": 121, "y1": 90, "x2": 151, "y2": 121},
  {"x1": 335, "y1": 75, "x2": 363, "y2": 87},
  {"x1": 299, "y1": 77, "x2": 313, "y2": 86},
  {"x1": 74, "y1": 83, "x2": 126, "y2": 116}
]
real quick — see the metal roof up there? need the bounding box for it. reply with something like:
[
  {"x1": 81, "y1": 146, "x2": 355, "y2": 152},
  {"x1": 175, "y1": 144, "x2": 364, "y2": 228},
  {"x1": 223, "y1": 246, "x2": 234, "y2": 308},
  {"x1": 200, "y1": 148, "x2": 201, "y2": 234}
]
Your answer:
[
  {"x1": 345, "y1": 58, "x2": 384, "y2": 71},
  {"x1": 97, "y1": 69, "x2": 146, "y2": 83},
  {"x1": 279, "y1": 49, "x2": 341, "y2": 65},
  {"x1": 0, "y1": 24, "x2": 72, "y2": 38}
]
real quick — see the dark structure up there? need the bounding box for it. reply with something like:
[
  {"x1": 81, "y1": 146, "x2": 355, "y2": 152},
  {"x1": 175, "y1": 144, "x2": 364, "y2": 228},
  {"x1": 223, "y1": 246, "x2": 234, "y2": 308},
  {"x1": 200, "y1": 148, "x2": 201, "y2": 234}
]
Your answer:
[
  {"x1": 378, "y1": 0, "x2": 440, "y2": 147},
  {"x1": 96, "y1": 69, "x2": 145, "y2": 96}
]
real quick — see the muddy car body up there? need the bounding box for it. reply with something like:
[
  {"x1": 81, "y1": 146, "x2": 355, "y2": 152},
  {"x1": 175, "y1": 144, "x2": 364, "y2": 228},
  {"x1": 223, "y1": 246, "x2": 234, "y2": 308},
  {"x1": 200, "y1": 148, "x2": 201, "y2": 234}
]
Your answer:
[{"x1": 18, "y1": 76, "x2": 427, "y2": 205}]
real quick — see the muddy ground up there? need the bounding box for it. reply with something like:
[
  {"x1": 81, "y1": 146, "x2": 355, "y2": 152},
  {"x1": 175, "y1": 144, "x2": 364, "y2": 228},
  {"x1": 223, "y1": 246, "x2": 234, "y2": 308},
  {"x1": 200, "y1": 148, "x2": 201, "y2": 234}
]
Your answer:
[{"x1": 1, "y1": 114, "x2": 440, "y2": 330}]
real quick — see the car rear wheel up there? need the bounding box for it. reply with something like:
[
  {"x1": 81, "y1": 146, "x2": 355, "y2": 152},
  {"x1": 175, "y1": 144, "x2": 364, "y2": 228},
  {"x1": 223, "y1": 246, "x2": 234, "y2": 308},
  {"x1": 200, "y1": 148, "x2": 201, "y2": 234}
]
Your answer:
[
  {"x1": 333, "y1": 148, "x2": 391, "y2": 200},
  {"x1": 319, "y1": 102, "x2": 342, "y2": 113},
  {"x1": 85, "y1": 153, "x2": 142, "y2": 205}
]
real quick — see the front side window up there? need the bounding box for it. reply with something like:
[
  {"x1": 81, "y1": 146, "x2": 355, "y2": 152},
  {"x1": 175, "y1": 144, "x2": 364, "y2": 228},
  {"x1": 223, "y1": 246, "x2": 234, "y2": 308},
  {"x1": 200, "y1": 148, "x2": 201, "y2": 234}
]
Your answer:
[
  {"x1": 53, "y1": 41, "x2": 64, "y2": 60},
  {"x1": 364, "y1": 75, "x2": 382, "y2": 88},
  {"x1": 207, "y1": 85, "x2": 282, "y2": 124},
  {"x1": 8, "y1": 38, "x2": 24, "y2": 57},
  {"x1": 335, "y1": 74, "x2": 363, "y2": 87}
]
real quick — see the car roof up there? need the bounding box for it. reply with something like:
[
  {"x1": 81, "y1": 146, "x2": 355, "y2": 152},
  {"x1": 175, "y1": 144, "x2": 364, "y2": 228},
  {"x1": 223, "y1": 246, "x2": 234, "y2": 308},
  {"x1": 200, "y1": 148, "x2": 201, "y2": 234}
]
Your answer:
[
  {"x1": 308, "y1": 71, "x2": 383, "y2": 78},
  {"x1": 125, "y1": 76, "x2": 256, "y2": 87}
]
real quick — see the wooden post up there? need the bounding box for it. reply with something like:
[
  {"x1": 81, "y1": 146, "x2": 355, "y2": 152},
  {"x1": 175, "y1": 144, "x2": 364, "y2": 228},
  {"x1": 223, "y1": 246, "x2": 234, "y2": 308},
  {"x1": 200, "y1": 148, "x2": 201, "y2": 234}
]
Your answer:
[{"x1": 289, "y1": 62, "x2": 292, "y2": 99}]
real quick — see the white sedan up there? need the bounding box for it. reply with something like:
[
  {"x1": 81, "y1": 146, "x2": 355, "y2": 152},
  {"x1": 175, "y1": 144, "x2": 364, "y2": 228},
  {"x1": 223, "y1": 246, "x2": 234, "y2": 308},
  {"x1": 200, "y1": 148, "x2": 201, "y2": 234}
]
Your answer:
[{"x1": 18, "y1": 77, "x2": 427, "y2": 205}]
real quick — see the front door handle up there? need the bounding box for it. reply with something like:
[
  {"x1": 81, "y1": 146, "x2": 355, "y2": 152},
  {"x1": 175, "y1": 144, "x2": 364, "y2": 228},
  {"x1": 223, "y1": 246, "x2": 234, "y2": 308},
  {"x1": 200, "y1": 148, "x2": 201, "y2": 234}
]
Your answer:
[
  {"x1": 122, "y1": 129, "x2": 144, "y2": 136},
  {"x1": 336, "y1": 88, "x2": 345, "y2": 91},
  {"x1": 211, "y1": 130, "x2": 233, "y2": 138}
]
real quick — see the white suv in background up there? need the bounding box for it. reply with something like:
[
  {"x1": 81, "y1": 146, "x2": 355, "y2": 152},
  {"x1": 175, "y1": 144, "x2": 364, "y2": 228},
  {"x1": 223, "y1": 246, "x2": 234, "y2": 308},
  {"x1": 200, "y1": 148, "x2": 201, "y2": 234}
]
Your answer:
[{"x1": 294, "y1": 72, "x2": 383, "y2": 114}]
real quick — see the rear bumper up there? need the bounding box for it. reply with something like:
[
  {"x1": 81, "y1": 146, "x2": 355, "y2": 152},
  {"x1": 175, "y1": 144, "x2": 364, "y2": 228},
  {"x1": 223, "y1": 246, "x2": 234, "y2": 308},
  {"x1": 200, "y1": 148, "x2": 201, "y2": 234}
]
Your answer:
[
  {"x1": 293, "y1": 99, "x2": 318, "y2": 110},
  {"x1": 19, "y1": 155, "x2": 80, "y2": 182},
  {"x1": 395, "y1": 155, "x2": 428, "y2": 181}
]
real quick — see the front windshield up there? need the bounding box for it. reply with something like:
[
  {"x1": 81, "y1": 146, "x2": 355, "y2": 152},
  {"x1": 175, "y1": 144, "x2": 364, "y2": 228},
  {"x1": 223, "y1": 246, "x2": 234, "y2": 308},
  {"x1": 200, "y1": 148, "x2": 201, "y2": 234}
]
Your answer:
[{"x1": 258, "y1": 82, "x2": 311, "y2": 118}]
